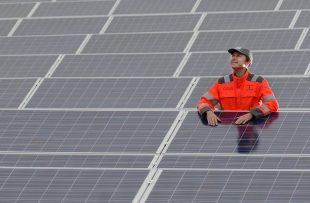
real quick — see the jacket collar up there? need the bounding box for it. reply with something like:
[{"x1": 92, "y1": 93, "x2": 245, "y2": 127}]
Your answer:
[{"x1": 232, "y1": 68, "x2": 249, "y2": 82}]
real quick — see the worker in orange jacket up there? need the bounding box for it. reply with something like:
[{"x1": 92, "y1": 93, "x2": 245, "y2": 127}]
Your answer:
[{"x1": 197, "y1": 47, "x2": 279, "y2": 126}]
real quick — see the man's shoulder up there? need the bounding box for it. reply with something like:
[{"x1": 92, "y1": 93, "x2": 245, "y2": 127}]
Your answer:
[
  {"x1": 246, "y1": 73, "x2": 264, "y2": 83},
  {"x1": 217, "y1": 74, "x2": 233, "y2": 84}
]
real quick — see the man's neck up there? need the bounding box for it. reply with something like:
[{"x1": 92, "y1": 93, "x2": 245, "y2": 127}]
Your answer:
[{"x1": 234, "y1": 67, "x2": 247, "y2": 78}]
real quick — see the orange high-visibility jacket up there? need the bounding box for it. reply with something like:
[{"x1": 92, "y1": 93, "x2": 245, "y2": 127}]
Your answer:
[{"x1": 197, "y1": 70, "x2": 279, "y2": 118}]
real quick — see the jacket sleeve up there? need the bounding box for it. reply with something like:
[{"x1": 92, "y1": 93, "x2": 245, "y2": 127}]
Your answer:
[
  {"x1": 197, "y1": 81, "x2": 220, "y2": 116},
  {"x1": 250, "y1": 79, "x2": 279, "y2": 119}
]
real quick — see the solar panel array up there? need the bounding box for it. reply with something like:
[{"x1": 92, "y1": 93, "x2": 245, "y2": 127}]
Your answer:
[{"x1": 0, "y1": 0, "x2": 309, "y2": 202}]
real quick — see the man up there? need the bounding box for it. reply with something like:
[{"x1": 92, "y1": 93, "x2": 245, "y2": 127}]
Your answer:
[{"x1": 197, "y1": 47, "x2": 279, "y2": 126}]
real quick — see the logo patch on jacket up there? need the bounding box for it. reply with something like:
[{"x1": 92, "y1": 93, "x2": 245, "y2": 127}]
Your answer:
[{"x1": 246, "y1": 85, "x2": 254, "y2": 91}]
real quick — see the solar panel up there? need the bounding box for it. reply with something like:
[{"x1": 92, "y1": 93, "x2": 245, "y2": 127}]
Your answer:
[
  {"x1": 280, "y1": 0, "x2": 310, "y2": 10},
  {"x1": 82, "y1": 33, "x2": 193, "y2": 54},
  {"x1": 26, "y1": 78, "x2": 191, "y2": 108},
  {"x1": 190, "y1": 29, "x2": 303, "y2": 52},
  {"x1": 114, "y1": 0, "x2": 197, "y2": 14},
  {"x1": 159, "y1": 155, "x2": 310, "y2": 169},
  {"x1": 0, "y1": 110, "x2": 177, "y2": 153},
  {"x1": 32, "y1": 1, "x2": 115, "y2": 17},
  {"x1": 146, "y1": 170, "x2": 310, "y2": 202},
  {"x1": 53, "y1": 54, "x2": 184, "y2": 77},
  {"x1": 106, "y1": 14, "x2": 201, "y2": 33},
  {"x1": 196, "y1": 0, "x2": 278, "y2": 12},
  {"x1": 181, "y1": 51, "x2": 310, "y2": 76},
  {"x1": 0, "y1": 154, "x2": 153, "y2": 168},
  {"x1": 0, "y1": 3, "x2": 34, "y2": 18},
  {"x1": 0, "y1": 0, "x2": 309, "y2": 202},
  {"x1": 0, "y1": 169, "x2": 148, "y2": 203},
  {"x1": 0, "y1": 55, "x2": 58, "y2": 77},
  {"x1": 14, "y1": 17, "x2": 108, "y2": 36},
  {"x1": 199, "y1": 11, "x2": 295, "y2": 30},
  {"x1": 0, "y1": 20, "x2": 18, "y2": 36},
  {"x1": 0, "y1": 79, "x2": 36, "y2": 108},
  {"x1": 0, "y1": 35, "x2": 85, "y2": 55},
  {"x1": 167, "y1": 111, "x2": 310, "y2": 154}
]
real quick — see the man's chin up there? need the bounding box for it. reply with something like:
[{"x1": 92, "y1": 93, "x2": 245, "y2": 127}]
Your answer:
[{"x1": 231, "y1": 66, "x2": 242, "y2": 70}]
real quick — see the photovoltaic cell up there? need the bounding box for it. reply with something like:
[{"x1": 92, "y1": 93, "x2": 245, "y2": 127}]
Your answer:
[
  {"x1": 32, "y1": 1, "x2": 115, "y2": 17},
  {"x1": 181, "y1": 51, "x2": 310, "y2": 76},
  {"x1": 82, "y1": 33, "x2": 193, "y2": 53},
  {"x1": 0, "y1": 154, "x2": 153, "y2": 168},
  {"x1": 14, "y1": 17, "x2": 108, "y2": 36},
  {"x1": 159, "y1": 155, "x2": 310, "y2": 169},
  {"x1": 0, "y1": 110, "x2": 177, "y2": 153},
  {"x1": 114, "y1": 0, "x2": 197, "y2": 14},
  {"x1": 0, "y1": 169, "x2": 148, "y2": 203},
  {"x1": 0, "y1": 79, "x2": 36, "y2": 108},
  {"x1": 196, "y1": 0, "x2": 278, "y2": 12},
  {"x1": 199, "y1": 11, "x2": 295, "y2": 30},
  {"x1": 0, "y1": 20, "x2": 18, "y2": 36},
  {"x1": 190, "y1": 29, "x2": 303, "y2": 51},
  {"x1": 26, "y1": 78, "x2": 191, "y2": 108},
  {"x1": 294, "y1": 11, "x2": 310, "y2": 28},
  {"x1": 106, "y1": 14, "x2": 201, "y2": 33},
  {"x1": 147, "y1": 170, "x2": 310, "y2": 202},
  {"x1": 167, "y1": 111, "x2": 310, "y2": 154},
  {"x1": 280, "y1": 0, "x2": 310, "y2": 10},
  {"x1": 0, "y1": 55, "x2": 58, "y2": 78},
  {"x1": 0, "y1": 3, "x2": 34, "y2": 18},
  {"x1": 53, "y1": 54, "x2": 184, "y2": 77},
  {"x1": 0, "y1": 35, "x2": 85, "y2": 55}
]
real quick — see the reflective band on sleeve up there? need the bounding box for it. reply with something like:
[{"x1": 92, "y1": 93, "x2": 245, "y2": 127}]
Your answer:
[
  {"x1": 261, "y1": 103, "x2": 270, "y2": 114},
  {"x1": 262, "y1": 95, "x2": 276, "y2": 103},
  {"x1": 203, "y1": 93, "x2": 218, "y2": 106}
]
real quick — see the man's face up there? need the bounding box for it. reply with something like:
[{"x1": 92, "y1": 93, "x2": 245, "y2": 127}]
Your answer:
[{"x1": 230, "y1": 52, "x2": 249, "y2": 69}]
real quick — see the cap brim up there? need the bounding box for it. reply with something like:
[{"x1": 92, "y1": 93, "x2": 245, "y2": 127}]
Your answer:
[{"x1": 228, "y1": 48, "x2": 241, "y2": 55}]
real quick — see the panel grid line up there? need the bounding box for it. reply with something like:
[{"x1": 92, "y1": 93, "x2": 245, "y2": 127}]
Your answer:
[
  {"x1": 176, "y1": 77, "x2": 200, "y2": 108},
  {"x1": 289, "y1": 10, "x2": 301, "y2": 28},
  {"x1": 75, "y1": 34, "x2": 92, "y2": 54},
  {"x1": 305, "y1": 63, "x2": 310, "y2": 76},
  {"x1": 135, "y1": 169, "x2": 162, "y2": 203},
  {"x1": 155, "y1": 111, "x2": 187, "y2": 155},
  {"x1": 7, "y1": 18, "x2": 22, "y2": 37},
  {"x1": 17, "y1": 78, "x2": 44, "y2": 109},
  {"x1": 159, "y1": 111, "x2": 188, "y2": 154},
  {"x1": 99, "y1": 16, "x2": 114, "y2": 34},
  {"x1": 108, "y1": 0, "x2": 122, "y2": 16},
  {"x1": 191, "y1": 0, "x2": 202, "y2": 13},
  {"x1": 44, "y1": 54, "x2": 65, "y2": 78},
  {"x1": 27, "y1": 2, "x2": 41, "y2": 18},
  {"x1": 295, "y1": 28, "x2": 309, "y2": 49},
  {"x1": 172, "y1": 52, "x2": 191, "y2": 77},
  {"x1": 274, "y1": 0, "x2": 284, "y2": 11}
]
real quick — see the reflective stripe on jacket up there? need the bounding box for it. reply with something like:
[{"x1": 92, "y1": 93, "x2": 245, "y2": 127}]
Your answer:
[{"x1": 197, "y1": 69, "x2": 279, "y2": 118}]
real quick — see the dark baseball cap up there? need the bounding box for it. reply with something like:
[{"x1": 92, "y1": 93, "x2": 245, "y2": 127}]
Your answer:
[{"x1": 228, "y1": 47, "x2": 253, "y2": 63}]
